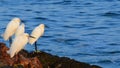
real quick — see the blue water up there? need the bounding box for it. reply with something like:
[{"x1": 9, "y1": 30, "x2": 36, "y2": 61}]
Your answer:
[{"x1": 0, "y1": 0, "x2": 120, "y2": 68}]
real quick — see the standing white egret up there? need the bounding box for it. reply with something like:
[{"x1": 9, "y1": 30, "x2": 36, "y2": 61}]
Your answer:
[
  {"x1": 15, "y1": 23, "x2": 25, "y2": 37},
  {"x1": 29, "y1": 24, "x2": 45, "y2": 52},
  {"x1": 3, "y1": 17, "x2": 21, "y2": 46},
  {"x1": 8, "y1": 33, "x2": 29, "y2": 58}
]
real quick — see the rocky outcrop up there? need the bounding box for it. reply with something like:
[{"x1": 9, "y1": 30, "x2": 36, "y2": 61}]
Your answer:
[
  {"x1": 0, "y1": 42, "x2": 102, "y2": 68},
  {"x1": 0, "y1": 43, "x2": 42, "y2": 68}
]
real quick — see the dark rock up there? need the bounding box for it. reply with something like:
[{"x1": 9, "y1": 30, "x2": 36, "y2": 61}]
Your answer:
[
  {"x1": 28, "y1": 52, "x2": 102, "y2": 68},
  {"x1": 0, "y1": 42, "x2": 42, "y2": 68},
  {"x1": 0, "y1": 42, "x2": 102, "y2": 68},
  {"x1": 28, "y1": 51, "x2": 101, "y2": 68}
]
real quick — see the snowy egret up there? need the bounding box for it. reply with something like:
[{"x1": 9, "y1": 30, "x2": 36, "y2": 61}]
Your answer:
[
  {"x1": 15, "y1": 23, "x2": 25, "y2": 37},
  {"x1": 7, "y1": 33, "x2": 29, "y2": 58},
  {"x1": 29, "y1": 24, "x2": 45, "y2": 52},
  {"x1": 3, "y1": 18, "x2": 21, "y2": 46}
]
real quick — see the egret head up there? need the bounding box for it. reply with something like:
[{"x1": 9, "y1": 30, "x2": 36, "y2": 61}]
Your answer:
[
  {"x1": 21, "y1": 23, "x2": 25, "y2": 27},
  {"x1": 12, "y1": 17, "x2": 21, "y2": 23},
  {"x1": 39, "y1": 24, "x2": 45, "y2": 28},
  {"x1": 24, "y1": 33, "x2": 29, "y2": 37}
]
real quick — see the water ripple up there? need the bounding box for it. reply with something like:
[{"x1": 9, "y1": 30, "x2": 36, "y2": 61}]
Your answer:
[
  {"x1": 108, "y1": 43, "x2": 120, "y2": 46},
  {"x1": 51, "y1": 38, "x2": 83, "y2": 45},
  {"x1": 87, "y1": 26, "x2": 110, "y2": 30},
  {"x1": 63, "y1": 24, "x2": 90, "y2": 28},
  {"x1": 72, "y1": 53, "x2": 97, "y2": 56},
  {"x1": 101, "y1": 11, "x2": 120, "y2": 18},
  {"x1": 3, "y1": 14, "x2": 19, "y2": 17},
  {"x1": 97, "y1": 51, "x2": 120, "y2": 55},
  {"x1": 98, "y1": 60, "x2": 112, "y2": 63},
  {"x1": 82, "y1": 33, "x2": 103, "y2": 36},
  {"x1": 33, "y1": 17, "x2": 57, "y2": 22},
  {"x1": 43, "y1": 35, "x2": 53, "y2": 38}
]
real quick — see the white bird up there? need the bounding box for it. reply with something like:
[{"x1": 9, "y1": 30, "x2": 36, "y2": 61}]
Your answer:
[
  {"x1": 15, "y1": 23, "x2": 25, "y2": 37},
  {"x1": 29, "y1": 24, "x2": 45, "y2": 51},
  {"x1": 8, "y1": 33, "x2": 29, "y2": 58},
  {"x1": 3, "y1": 17, "x2": 21, "y2": 45}
]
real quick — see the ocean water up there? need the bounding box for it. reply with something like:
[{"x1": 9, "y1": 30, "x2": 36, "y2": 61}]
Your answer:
[{"x1": 0, "y1": 0, "x2": 120, "y2": 68}]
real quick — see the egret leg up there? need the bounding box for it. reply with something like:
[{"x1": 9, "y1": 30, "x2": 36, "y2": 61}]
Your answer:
[
  {"x1": 9, "y1": 37, "x2": 12, "y2": 47},
  {"x1": 35, "y1": 41, "x2": 37, "y2": 52},
  {"x1": 14, "y1": 54, "x2": 19, "y2": 62}
]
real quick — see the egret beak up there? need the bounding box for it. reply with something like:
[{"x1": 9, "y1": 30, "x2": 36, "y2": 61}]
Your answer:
[
  {"x1": 21, "y1": 20, "x2": 25, "y2": 23},
  {"x1": 29, "y1": 36, "x2": 36, "y2": 38}
]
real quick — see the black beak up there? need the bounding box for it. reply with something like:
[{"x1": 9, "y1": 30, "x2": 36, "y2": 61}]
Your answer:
[
  {"x1": 29, "y1": 36, "x2": 36, "y2": 38},
  {"x1": 21, "y1": 20, "x2": 26, "y2": 23}
]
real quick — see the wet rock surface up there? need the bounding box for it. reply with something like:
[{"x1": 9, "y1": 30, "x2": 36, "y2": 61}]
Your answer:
[{"x1": 0, "y1": 42, "x2": 102, "y2": 68}]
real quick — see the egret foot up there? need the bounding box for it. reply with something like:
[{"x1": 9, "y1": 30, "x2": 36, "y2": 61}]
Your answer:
[
  {"x1": 35, "y1": 50, "x2": 41, "y2": 53},
  {"x1": 33, "y1": 50, "x2": 42, "y2": 55}
]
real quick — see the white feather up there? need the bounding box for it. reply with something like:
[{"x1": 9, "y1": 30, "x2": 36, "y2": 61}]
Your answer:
[
  {"x1": 9, "y1": 33, "x2": 29, "y2": 58},
  {"x1": 29, "y1": 24, "x2": 45, "y2": 45},
  {"x1": 3, "y1": 18, "x2": 21, "y2": 40},
  {"x1": 15, "y1": 23, "x2": 25, "y2": 37}
]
